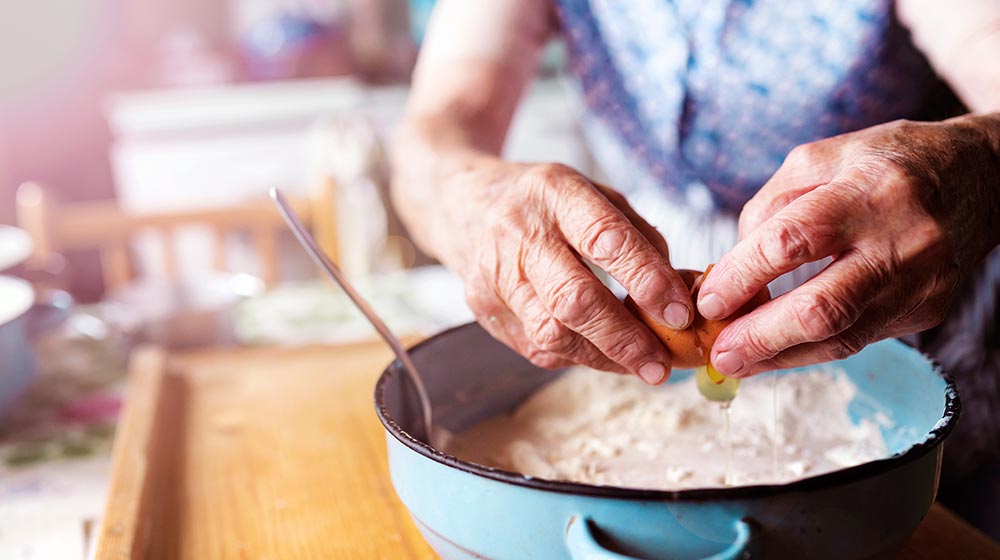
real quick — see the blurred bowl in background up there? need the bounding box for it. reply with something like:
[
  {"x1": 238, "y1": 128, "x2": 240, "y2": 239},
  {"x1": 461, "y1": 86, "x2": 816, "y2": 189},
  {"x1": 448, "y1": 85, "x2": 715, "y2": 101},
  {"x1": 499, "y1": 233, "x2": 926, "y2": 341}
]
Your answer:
[
  {"x1": 104, "y1": 272, "x2": 264, "y2": 349},
  {"x1": 0, "y1": 275, "x2": 73, "y2": 413}
]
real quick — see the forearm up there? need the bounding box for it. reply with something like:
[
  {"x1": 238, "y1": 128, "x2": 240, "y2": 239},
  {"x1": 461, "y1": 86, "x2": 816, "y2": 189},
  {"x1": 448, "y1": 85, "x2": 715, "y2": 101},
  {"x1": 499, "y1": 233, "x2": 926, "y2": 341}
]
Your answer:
[
  {"x1": 948, "y1": 112, "x2": 1000, "y2": 252},
  {"x1": 391, "y1": 115, "x2": 500, "y2": 263},
  {"x1": 391, "y1": 58, "x2": 529, "y2": 264},
  {"x1": 897, "y1": 0, "x2": 1000, "y2": 256},
  {"x1": 899, "y1": 0, "x2": 1000, "y2": 113},
  {"x1": 389, "y1": 0, "x2": 550, "y2": 262}
]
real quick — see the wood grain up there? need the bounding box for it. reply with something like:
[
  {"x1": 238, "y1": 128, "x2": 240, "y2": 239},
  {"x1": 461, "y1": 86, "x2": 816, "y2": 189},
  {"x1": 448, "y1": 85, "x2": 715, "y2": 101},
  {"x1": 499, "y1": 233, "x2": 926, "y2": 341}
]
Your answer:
[
  {"x1": 97, "y1": 341, "x2": 435, "y2": 560},
  {"x1": 97, "y1": 347, "x2": 168, "y2": 559},
  {"x1": 97, "y1": 343, "x2": 1000, "y2": 559}
]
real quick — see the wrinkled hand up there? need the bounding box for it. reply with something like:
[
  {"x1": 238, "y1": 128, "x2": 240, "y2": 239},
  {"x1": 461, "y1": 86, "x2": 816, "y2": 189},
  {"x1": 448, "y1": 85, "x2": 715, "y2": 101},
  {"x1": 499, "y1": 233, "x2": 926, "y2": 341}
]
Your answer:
[
  {"x1": 436, "y1": 158, "x2": 693, "y2": 384},
  {"x1": 699, "y1": 117, "x2": 1000, "y2": 377}
]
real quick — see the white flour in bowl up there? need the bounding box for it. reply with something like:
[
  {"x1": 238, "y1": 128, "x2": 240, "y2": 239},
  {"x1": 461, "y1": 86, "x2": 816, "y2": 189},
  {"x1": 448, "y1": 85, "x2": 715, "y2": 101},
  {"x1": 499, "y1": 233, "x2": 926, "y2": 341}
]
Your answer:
[{"x1": 444, "y1": 366, "x2": 891, "y2": 490}]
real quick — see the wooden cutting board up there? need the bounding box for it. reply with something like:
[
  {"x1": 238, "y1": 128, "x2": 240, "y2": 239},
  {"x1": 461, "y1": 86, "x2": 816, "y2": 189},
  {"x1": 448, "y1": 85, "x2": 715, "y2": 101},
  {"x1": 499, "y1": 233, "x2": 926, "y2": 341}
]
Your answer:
[{"x1": 95, "y1": 343, "x2": 1000, "y2": 559}]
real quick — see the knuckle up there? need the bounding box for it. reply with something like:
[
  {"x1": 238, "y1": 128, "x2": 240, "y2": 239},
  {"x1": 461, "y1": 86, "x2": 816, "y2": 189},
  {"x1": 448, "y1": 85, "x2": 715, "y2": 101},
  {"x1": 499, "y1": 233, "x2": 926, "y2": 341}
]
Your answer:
[
  {"x1": 527, "y1": 349, "x2": 567, "y2": 370},
  {"x1": 475, "y1": 250, "x2": 498, "y2": 289},
  {"x1": 890, "y1": 118, "x2": 920, "y2": 136},
  {"x1": 739, "y1": 198, "x2": 766, "y2": 230},
  {"x1": 786, "y1": 142, "x2": 821, "y2": 167},
  {"x1": 760, "y1": 219, "x2": 817, "y2": 270},
  {"x1": 601, "y1": 331, "x2": 649, "y2": 365},
  {"x1": 487, "y1": 205, "x2": 533, "y2": 239},
  {"x1": 484, "y1": 211, "x2": 509, "y2": 238},
  {"x1": 464, "y1": 289, "x2": 491, "y2": 314},
  {"x1": 529, "y1": 316, "x2": 577, "y2": 355},
  {"x1": 548, "y1": 279, "x2": 605, "y2": 327},
  {"x1": 740, "y1": 324, "x2": 780, "y2": 361},
  {"x1": 626, "y1": 266, "x2": 667, "y2": 303},
  {"x1": 793, "y1": 291, "x2": 857, "y2": 341},
  {"x1": 876, "y1": 159, "x2": 917, "y2": 190},
  {"x1": 524, "y1": 162, "x2": 573, "y2": 188},
  {"x1": 483, "y1": 211, "x2": 527, "y2": 256},
  {"x1": 580, "y1": 217, "x2": 633, "y2": 263},
  {"x1": 483, "y1": 195, "x2": 516, "y2": 224},
  {"x1": 828, "y1": 332, "x2": 866, "y2": 361},
  {"x1": 855, "y1": 248, "x2": 897, "y2": 290},
  {"x1": 899, "y1": 220, "x2": 953, "y2": 272},
  {"x1": 601, "y1": 186, "x2": 628, "y2": 206},
  {"x1": 464, "y1": 277, "x2": 504, "y2": 314}
]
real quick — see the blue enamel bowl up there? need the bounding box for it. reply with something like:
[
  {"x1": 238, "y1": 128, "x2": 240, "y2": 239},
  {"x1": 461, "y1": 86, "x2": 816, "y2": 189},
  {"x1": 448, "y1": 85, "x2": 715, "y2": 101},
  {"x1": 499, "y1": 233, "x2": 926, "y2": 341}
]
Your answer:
[{"x1": 375, "y1": 323, "x2": 959, "y2": 559}]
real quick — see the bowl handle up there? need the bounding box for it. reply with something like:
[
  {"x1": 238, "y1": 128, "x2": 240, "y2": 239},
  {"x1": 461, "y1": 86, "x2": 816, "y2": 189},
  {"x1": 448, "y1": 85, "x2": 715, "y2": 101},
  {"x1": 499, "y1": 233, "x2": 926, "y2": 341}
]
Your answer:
[{"x1": 565, "y1": 515, "x2": 755, "y2": 560}]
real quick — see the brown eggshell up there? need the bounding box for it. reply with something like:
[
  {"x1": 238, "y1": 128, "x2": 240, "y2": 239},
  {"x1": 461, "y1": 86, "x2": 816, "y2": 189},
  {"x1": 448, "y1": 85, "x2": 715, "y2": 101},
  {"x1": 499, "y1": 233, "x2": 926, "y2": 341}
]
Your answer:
[{"x1": 625, "y1": 266, "x2": 771, "y2": 369}]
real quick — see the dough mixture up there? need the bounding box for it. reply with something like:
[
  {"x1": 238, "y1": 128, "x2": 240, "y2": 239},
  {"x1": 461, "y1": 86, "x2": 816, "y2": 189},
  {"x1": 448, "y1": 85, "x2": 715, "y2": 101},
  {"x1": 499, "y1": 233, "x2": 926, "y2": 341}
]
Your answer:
[{"x1": 445, "y1": 366, "x2": 891, "y2": 490}]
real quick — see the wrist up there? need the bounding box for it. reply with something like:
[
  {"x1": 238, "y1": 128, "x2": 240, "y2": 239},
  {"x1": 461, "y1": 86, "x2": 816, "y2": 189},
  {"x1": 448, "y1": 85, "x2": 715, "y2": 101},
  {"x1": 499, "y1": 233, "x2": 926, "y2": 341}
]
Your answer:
[
  {"x1": 948, "y1": 113, "x2": 1000, "y2": 250},
  {"x1": 953, "y1": 112, "x2": 1000, "y2": 154},
  {"x1": 390, "y1": 117, "x2": 501, "y2": 264}
]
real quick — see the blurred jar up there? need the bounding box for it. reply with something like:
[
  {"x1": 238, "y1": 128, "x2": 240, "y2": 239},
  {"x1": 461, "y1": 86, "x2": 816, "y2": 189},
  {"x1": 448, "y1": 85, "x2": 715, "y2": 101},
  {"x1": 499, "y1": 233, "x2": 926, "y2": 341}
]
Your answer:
[
  {"x1": 306, "y1": 116, "x2": 392, "y2": 280},
  {"x1": 104, "y1": 273, "x2": 265, "y2": 349}
]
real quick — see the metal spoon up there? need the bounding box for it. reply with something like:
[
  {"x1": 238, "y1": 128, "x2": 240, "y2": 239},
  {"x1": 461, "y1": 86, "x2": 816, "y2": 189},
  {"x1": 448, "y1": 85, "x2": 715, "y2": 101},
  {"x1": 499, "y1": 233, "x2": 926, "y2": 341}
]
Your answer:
[{"x1": 270, "y1": 188, "x2": 434, "y2": 441}]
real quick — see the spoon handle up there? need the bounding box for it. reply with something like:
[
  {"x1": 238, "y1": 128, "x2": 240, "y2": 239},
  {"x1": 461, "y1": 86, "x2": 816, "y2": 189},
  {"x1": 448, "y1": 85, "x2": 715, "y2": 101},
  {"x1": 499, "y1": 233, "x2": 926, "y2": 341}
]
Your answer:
[{"x1": 270, "y1": 188, "x2": 434, "y2": 440}]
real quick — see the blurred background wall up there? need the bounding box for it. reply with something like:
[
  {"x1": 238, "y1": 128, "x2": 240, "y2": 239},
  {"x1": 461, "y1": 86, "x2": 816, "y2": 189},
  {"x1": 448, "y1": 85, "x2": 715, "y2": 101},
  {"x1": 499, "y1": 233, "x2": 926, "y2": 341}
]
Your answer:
[
  {"x1": 0, "y1": 0, "x2": 234, "y2": 211},
  {"x1": 0, "y1": 0, "x2": 230, "y2": 298},
  {"x1": 0, "y1": 0, "x2": 589, "y2": 302}
]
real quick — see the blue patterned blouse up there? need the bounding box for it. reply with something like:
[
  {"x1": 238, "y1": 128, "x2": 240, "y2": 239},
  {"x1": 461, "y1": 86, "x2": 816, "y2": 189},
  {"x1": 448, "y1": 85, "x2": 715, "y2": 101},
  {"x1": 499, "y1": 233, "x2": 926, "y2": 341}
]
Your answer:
[{"x1": 553, "y1": 0, "x2": 939, "y2": 214}]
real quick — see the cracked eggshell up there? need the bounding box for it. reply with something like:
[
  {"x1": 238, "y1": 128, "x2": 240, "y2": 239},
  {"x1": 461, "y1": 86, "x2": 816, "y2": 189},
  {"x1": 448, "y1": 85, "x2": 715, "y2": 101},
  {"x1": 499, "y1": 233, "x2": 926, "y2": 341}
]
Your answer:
[{"x1": 625, "y1": 266, "x2": 771, "y2": 369}]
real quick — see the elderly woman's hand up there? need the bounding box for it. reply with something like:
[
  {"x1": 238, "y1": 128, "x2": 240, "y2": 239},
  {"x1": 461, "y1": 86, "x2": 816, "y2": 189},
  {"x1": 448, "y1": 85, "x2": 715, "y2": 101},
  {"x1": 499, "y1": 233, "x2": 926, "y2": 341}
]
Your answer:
[
  {"x1": 431, "y1": 156, "x2": 693, "y2": 384},
  {"x1": 698, "y1": 116, "x2": 1000, "y2": 377}
]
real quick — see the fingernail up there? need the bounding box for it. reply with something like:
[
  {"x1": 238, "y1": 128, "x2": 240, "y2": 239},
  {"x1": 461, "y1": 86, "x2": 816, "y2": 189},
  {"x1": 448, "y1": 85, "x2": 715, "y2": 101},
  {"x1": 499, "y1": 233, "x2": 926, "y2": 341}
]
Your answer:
[
  {"x1": 638, "y1": 362, "x2": 667, "y2": 385},
  {"x1": 713, "y1": 351, "x2": 744, "y2": 376},
  {"x1": 662, "y1": 302, "x2": 690, "y2": 329},
  {"x1": 699, "y1": 293, "x2": 726, "y2": 320}
]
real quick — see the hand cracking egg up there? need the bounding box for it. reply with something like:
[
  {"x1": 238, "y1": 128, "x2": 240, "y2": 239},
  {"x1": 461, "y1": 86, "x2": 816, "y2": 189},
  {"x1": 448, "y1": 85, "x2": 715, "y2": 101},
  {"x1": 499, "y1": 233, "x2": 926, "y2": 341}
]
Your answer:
[{"x1": 625, "y1": 265, "x2": 771, "y2": 401}]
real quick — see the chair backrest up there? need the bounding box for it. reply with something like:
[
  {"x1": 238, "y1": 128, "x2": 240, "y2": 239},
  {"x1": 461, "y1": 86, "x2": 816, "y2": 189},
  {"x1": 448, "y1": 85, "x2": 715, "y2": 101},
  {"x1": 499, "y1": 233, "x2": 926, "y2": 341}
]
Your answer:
[{"x1": 15, "y1": 181, "x2": 339, "y2": 291}]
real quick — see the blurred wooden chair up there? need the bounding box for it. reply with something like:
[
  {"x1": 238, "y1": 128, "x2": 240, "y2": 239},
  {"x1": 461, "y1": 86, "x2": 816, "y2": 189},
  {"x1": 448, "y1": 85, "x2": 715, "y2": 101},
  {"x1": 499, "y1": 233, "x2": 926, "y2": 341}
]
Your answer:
[{"x1": 15, "y1": 181, "x2": 339, "y2": 292}]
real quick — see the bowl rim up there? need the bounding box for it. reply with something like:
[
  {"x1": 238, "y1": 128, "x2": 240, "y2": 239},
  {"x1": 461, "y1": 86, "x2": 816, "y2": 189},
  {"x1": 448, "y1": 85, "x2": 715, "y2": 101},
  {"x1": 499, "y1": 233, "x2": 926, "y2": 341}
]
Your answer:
[{"x1": 374, "y1": 323, "x2": 961, "y2": 501}]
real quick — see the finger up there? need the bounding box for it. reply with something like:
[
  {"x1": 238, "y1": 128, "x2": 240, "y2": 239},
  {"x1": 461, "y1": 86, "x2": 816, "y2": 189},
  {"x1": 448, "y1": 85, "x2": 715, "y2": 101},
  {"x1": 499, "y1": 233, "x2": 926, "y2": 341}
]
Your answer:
[
  {"x1": 524, "y1": 240, "x2": 673, "y2": 384},
  {"x1": 709, "y1": 248, "x2": 894, "y2": 376},
  {"x1": 595, "y1": 182, "x2": 670, "y2": 260},
  {"x1": 553, "y1": 177, "x2": 692, "y2": 330},
  {"x1": 467, "y1": 285, "x2": 576, "y2": 370},
  {"x1": 466, "y1": 283, "x2": 565, "y2": 366},
  {"x1": 739, "y1": 141, "x2": 845, "y2": 239},
  {"x1": 738, "y1": 305, "x2": 909, "y2": 376},
  {"x1": 699, "y1": 183, "x2": 855, "y2": 321},
  {"x1": 735, "y1": 240, "x2": 960, "y2": 377},
  {"x1": 506, "y1": 274, "x2": 629, "y2": 373}
]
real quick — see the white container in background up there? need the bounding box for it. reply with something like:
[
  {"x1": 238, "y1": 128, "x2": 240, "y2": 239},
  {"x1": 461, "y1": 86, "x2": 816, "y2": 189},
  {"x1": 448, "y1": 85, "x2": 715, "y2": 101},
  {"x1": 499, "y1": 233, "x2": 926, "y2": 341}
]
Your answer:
[
  {"x1": 106, "y1": 77, "x2": 594, "y2": 283},
  {"x1": 107, "y1": 78, "x2": 365, "y2": 282}
]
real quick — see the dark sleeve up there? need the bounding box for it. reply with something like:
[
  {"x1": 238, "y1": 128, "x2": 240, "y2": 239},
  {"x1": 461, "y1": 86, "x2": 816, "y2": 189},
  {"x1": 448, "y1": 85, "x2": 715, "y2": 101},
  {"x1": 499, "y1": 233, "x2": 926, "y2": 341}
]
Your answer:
[{"x1": 919, "y1": 246, "x2": 1000, "y2": 481}]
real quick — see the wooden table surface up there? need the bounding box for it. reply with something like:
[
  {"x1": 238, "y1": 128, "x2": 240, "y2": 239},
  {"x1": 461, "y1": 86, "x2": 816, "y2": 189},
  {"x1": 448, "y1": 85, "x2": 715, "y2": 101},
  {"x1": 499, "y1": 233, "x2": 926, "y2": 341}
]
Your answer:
[{"x1": 95, "y1": 342, "x2": 1000, "y2": 559}]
